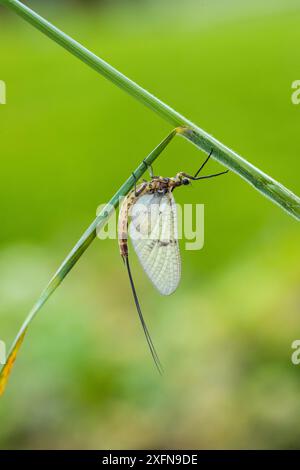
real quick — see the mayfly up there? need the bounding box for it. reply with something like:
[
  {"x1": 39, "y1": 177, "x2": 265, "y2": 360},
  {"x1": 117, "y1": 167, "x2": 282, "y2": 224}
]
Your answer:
[{"x1": 118, "y1": 149, "x2": 228, "y2": 374}]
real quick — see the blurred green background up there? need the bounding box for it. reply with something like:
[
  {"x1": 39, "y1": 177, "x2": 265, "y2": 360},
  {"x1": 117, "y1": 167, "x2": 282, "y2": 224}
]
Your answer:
[{"x1": 0, "y1": 0, "x2": 300, "y2": 449}]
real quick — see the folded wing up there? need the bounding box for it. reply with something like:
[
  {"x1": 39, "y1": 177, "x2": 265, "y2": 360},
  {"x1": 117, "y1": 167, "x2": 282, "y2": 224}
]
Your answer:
[{"x1": 129, "y1": 191, "x2": 181, "y2": 295}]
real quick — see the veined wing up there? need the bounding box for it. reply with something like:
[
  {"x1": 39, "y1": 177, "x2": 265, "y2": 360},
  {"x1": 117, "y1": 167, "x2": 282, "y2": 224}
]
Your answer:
[{"x1": 129, "y1": 191, "x2": 181, "y2": 296}]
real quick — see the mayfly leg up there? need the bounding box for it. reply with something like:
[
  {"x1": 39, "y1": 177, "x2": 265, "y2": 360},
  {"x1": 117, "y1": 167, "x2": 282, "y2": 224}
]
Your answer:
[
  {"x1": 140, "y1": 126, "x2": 187, "y2": 178},
  {"x1": 143, "y1": 159, "x2": 155, "y2": 179},
  {"x1": 132, "y1": 172, "x2": 139, "y2": 197}
]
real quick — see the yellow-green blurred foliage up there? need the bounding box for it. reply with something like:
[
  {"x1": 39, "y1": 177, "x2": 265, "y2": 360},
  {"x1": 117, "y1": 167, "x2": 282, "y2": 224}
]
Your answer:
[{"x1": 0, "y1": 0, "x2": 299, "y2": 449}]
